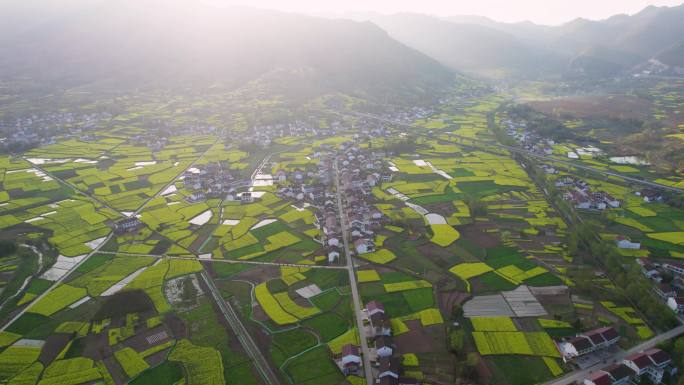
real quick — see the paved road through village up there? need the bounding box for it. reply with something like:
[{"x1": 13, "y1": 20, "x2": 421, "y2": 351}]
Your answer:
[{"x1": 334, "y1": 160, "x2": 375, "y2": 385}]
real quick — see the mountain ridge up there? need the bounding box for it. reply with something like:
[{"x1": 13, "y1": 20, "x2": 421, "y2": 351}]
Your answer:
[{"x1": 0, "y1": 0, "x2": 454, "y2": 102}]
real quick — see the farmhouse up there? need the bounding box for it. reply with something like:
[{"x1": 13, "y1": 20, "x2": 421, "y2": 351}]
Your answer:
[
  {"x1": 603, "y1": 364, "x2": 635, "y2": 385},
  {"x1": 378, "y1": 356, "x2": 400, "y2": 379},
  {"x1": 623, "y1": 348, "x2": 673, "y2": 384},
  {"x1": 664, "y1": 262, "x2": 684, "y2": 276},
  {"x1": 187, "y1": 191, "x2": 206, "y2": 203},
  {"x1": 559, "y1": 326, "x2": 619, "y2": 360},
  {"x1": 114, "y1": 217, "x2": 143, "y2": 233},
  {"x1": 370, "y1": 312, "x2": 392, "y2": 337},
  {"x1": 340, "y1": 344, "x2": 361, "y2": 376},
  {"x1": 615, "y1": 236, "x2": 640, "y2": 250},
  {"x1": 240, "y1": 192, "x2": 253, "y2": 203},
  {"x1": 654, "y1": 283, "x2": 676, "y2": 300},
  {"x1": 275, "y1": 170, "x2": 287, "y2": 182},
  {"x1": 366, "y1": 300, "x2": 385, "y2": 317},
  {"x1": 637, "y1": 189, "x2": 663, "y2": 203},
  {"x1": 354, "y1": 238, "x2": 370, "y2": 254},
  {"x1": 638, "y1": 258, "x2": 662, "y2": 281},
  {"x1": 584, "y1": 371, "x2": 613, "y2": 385},
  {"x1": 375, "y1": 335, "x2": 395, "y2": 358},
  {"x1": 327, "y1": 250, "x2": 340, "y2": 263},
  {"x1": 667, "y1": 297, "x2": 684, "y2": 313}
]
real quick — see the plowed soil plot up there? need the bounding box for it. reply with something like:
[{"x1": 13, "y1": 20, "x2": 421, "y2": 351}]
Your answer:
[
  {"x1": 416, "y1": 243, "x2": 457, "y2": 267},
  {"x1": 125, "y1": 326, "x2": 171, "y2": 352},
  {"x1": 104, "y1": 355, "x2": 127, "y2": 385},
  {"x1": 164, "y1": 314, "x2": 188, "y2": 339},
  {"x1": 528, "y1": 95, "x2": 651, "y2": 120},
  {"x1": 252, "y1": 304, "x2": 270, "y2": 323},
  {"x1": 394, "y1": 321, "x2": 443, "y2": 353},
  {"x1": 144, "y1": 349, "x2": 170, "y2": 367},
  {"x1": 82, "y1": 333, "x2": 111, "y2": 361},
  {"x1": 460, "y1": 224, "x2": 500, "y2": 248},
  {"x1": 234, "y1": 265, "x2": 280, "y2": 283},
  {"x1": 38, "y1": 333, "x2": 71, "y2": 365},
  {"x1": 438, "y1": 290, "x2": 469, "y2": 316}
]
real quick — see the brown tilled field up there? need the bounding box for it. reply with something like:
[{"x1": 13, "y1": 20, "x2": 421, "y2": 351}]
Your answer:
[{"x1": 528, "y1": 95, "x2": 651, "y2": 121}]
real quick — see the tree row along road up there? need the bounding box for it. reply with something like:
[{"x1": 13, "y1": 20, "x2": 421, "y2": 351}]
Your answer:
[
  {"x1": 335, "y1": 110, "x2": 684, "y2": 194},
  {"x1": 97, "y1": 251, "x2": 349, "y2": 270},
  {"x1": 334, "y1": 160, "x2": 375, "y2": 385}
]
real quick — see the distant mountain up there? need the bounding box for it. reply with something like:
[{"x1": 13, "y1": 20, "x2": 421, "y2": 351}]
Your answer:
[
  {"x1": 445, "y1": 16, "x2": 555, "y2": 47},
  {"x1": 0, "y1": 0, "x2": 453, "y2": 102},
  {"x1": 656, "y1": 42, "x2": 684, "y2": 68},
  {"x1": 569, "y1": 45, "x2": 646, "y2": 77},
  {"x1": 364, "y1": 13, "x2": 564, "y2": 77},
  {"x1": 546, "y1": 4, "x2": 684, "y2": 74},
  {"x1": 362, "y1": 4, "x2": 684, "y2": 78}
]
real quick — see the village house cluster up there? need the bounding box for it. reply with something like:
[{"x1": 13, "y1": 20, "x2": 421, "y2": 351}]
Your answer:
[
  {"x1": 336, "y1": 142, "x2": 393, "y2": 258},
  {"x1": 634, "y1": 188, "x2": 664, "y2": 203},
  {"x1": 557, "y1": 325, "x2": 678, "y2": 385},
  {"x1": 583, "y1": 348, "x2": 675, "y2": 385},
  {"x1": 555, "y1": 176, "x2": 621, "y2": 211},
  {"x1": 272, "y1": 150, "x2": 342, "y2": 262},
  {"x1": 0, "y1": 111, "x2": 112, "y2": 152},
  {"x1": 135, "y1": 123, "x2": 224, "y2": 152},
  {"x1": 247, "y1": 118, "x2": 344, "y2": 148},
  {"x1": 350, "y1": 300, "x2": 419, "y2": 385},
  {"x1": 503, "y1": 117, "x2": 556, "y2": 156},
  {"x1": 114, "y1": 216, "x2": 144, "y2": 234},
  {"x1": 502, "y1": 115, "x2": 603, "y2": 160},
  {"x1": 559, "y1": 326, "x2": 621, "y2": 362},
  {"x1": 372, "y1": 105, "x2": 435, "y2": 125},
  {"x1": 182, "y1": 162, "x2": 241, "y2": 202},
  {"x1": 638, "y1": 259, "x2": 684, "y2": 313}
]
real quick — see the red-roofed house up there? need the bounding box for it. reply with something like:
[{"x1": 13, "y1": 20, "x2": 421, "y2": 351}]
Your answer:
[
  {"x1": 378, "y1": 356, "x2": 400, "y2": 379},
  {"x1": 366, "y1": 300, "x2": 385, "y2": 317},
  {"x1": 645, "y1": 348, "x2": 672, "y2": 369},
  {"x1": 584, "y1": 371, "x2": 613, "y2": 385},
  {"x1": 654, "y1": 283, "x2": 676, "y2": 300},
  {"x1": 370, "y1": 312, "x2": 392, "y2": 337},
  {"x1": 603, "y1": 364, "x2": 635, "y2": 385},
  {"x1": 623, "y1": 352, "x2": 655, "y2": 378},
  {"x1": 341, "y1": 344, "x2": 361, "y2": 375},
  {"x1": 375, "y1": 335, "x2": 395, "y2": 358},
  {"x1": 664, "y1": 262, "x2": 684, "y2": 276},
  {"x1": 560, "y1": 327, "x2": 619, "y2": 360},
  {"x1": 623, "y1": 348, "x2": 672, "y2": 384}
]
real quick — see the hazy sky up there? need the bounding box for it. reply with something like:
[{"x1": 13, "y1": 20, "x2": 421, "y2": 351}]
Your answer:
[{"x1": 209, "y1": 0, "x2": 683, "y2": 25}]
